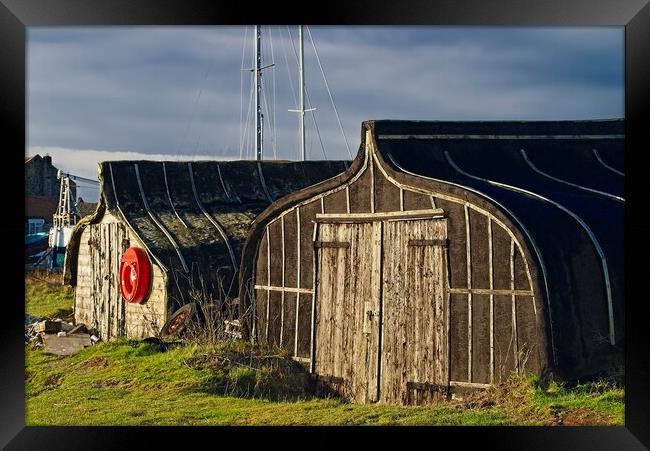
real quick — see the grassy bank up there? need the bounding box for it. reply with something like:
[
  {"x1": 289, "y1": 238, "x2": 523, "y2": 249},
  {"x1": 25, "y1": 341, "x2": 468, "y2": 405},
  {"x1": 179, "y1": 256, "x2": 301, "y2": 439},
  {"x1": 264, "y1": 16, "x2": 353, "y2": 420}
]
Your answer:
[
  {"x1": 25, "y1": 271, "x2": 74, "y2": 319},
  {"x1": 25, "y1": 339, "x2": 623, "y2": 426},
  {"x1": 24, "y1": 274, "x2": 624, "y2": 426}
]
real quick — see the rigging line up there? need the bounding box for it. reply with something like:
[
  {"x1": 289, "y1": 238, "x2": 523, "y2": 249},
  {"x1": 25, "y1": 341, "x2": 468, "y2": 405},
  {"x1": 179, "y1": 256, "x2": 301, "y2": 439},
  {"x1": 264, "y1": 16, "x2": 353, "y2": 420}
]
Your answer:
[
  {"x1": 305, "y1": 87, "x2": 327, "y2": 160},
  {"x1": 239, "y1": 26, "x2": 249, "y2": 159},
  {"x1": 243, "y1": 52, "x2": 255, "y2": 160},
  {"x1": 260, "y1": 34, "x2": 276, "y2": 161},
  {"x1": 261, "y1": 76, "x2": 276, "y2": 160},
  {"x1": 269, "y1": 26, "x2": 277, "y2": 160},
  {"x1": 288, "y1": 25, "x2": 326, "y2": 160},
  {"x1": 287, "y1": 25, "x2": 302, "y2": 159},
  {"x1": 283, "y1": 26, "x2": 299, "y2": 108},
  {"x1": 177, "y1": 43, "x2": 219, "y2": 155},
  {"x1": 287, "y1": 25, "x2": 313, "y2": 160},
  {"x1": 306, "y1": 26, "x2": 352, "y2": 159}
]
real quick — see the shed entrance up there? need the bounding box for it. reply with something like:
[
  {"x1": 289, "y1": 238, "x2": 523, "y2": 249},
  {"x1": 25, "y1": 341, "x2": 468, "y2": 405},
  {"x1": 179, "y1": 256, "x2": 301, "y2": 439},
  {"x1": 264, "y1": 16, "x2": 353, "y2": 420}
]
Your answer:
[{"x1": 313, "y1": 210, "x2": 449, "y2": 405}]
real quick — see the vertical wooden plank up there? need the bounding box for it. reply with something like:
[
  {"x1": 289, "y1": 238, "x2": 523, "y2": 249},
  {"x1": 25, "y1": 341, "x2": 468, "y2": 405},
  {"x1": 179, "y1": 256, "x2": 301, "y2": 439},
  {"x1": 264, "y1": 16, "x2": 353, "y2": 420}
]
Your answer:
[
  {"x1": 331, "y1": 224, "x2": 345, "y2": 382},
  {"x1": 306, "y1": 221, "x2": 317, "y2": 360},
  {"x1": 280, "y1": 216, "x2": 285, "y2": 347},
  {"x1": 515, "y1": 296, "x2": 540, "y2": 374},
  {"x1": 469, "y1": 209, "x2": 490, "y2": 289},
  {"x1": 488, "y1": 218, "x2": 494, "y2": 384},
  {"x1": 266, "y1": 226, "x2": 270, "y2": 343},
  {"x1": 510, "y1": 239, "x2": 519, "y2": 372},
  {"x1": 492, "y1": 222, "x2": 512, "y2": 290},
  {"x1": 494, "y1": 295, "x2": 515, "y2": 382},
  {"x1": 296, "y1": 208, "x2": 301, "y2": 292},
  {"x1": 322, "y1": 190, "x2": 348, "y2": 214},
  {"x1": 345, "y1": 186, "x2": 350, "y2": 213},
  {"x1": 254, "y1": 232, "x2": 269, "y2": 341},
  {"x1": 471, "y1": 294, "x2": 490, "y2": 384},
  {"x1": 371, "y1": 220, "x2": 382, "y2": 402},
  {"x1": 268, "y1": 291, "x2": 282, "y2": 347},
  {"x1": 403, "y1": 190, "x2": 433, "y2": 211},
  {"x1": 373, "y1": 166, "x2": 401, "y2": 213},
  {"x1": 369, "y1": 156, "x2": 375, "y2": 213},
  {"x1": 348, "y1": 165, "x2": 372, "y2": 213},
  {"x1": 464, "y1": 204, "x2": 473, "y2": 382},
  {"x1": 399, "y1": 188, "x2": 404, "y2": 211},
  {"x1": 380, "y1": 218, "x2": 448, "y2": 405}
]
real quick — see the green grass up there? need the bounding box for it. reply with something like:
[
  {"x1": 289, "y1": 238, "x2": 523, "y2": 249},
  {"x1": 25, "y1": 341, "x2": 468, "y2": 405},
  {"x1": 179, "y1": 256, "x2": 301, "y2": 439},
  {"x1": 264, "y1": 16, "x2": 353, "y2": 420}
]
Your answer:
[
  {"x1": 24, "y1": 275, "x2": 624, "y2": 426},
  {"x1": 25, "y1": 272, "x2": 74, "y2": 319},
  {"x1": 25, "y1": 341, "x2": 513, "y2": 426},
  {"x1": 25, "y1": 340, "x2": 624, "y2": 426},
  {"x1": 528, "y1": 376, "x2": 625, "y2": 425}
]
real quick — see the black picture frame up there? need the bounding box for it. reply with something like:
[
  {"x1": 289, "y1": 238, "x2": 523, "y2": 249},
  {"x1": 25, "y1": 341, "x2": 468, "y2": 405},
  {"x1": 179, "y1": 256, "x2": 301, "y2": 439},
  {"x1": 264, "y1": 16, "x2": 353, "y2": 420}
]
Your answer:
[{"x1": 4, "y1": 0, "x2": 648, "y2": 448}]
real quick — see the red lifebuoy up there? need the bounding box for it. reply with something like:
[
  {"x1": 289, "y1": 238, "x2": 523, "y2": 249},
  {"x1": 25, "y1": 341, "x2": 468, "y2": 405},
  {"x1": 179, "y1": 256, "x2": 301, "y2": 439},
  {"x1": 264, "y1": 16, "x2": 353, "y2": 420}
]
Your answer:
[{"x1": 119, "y1": 247, "x2": 152, "y2": 303}]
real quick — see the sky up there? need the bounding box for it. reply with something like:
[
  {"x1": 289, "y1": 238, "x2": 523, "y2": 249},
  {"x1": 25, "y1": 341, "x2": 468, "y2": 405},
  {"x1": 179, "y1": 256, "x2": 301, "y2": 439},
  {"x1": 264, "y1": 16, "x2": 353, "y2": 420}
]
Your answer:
[{"x1": 27, "y1": 26, "x2": 624, "y2": 201}]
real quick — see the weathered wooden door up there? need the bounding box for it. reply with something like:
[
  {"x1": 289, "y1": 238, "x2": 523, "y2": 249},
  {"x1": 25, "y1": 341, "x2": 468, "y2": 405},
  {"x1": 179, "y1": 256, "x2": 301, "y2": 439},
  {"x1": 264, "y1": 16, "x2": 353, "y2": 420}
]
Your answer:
[
  {"x1": 89, "y1": 222, "x2": 128, "y2": 339},
  {"x1": 314, "y1": 214, "x2": 448, "y2": 405},
  {"x1": 313, "y1": 221, "x2": 382, "y2": 403},
  {"x1": 380, "y1": 218, "x2": 448, "y2": 405}
]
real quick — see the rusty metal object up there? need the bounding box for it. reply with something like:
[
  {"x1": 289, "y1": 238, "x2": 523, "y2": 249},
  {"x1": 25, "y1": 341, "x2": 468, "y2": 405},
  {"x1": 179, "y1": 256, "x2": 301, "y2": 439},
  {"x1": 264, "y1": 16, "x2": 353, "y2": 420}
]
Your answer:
[{"x1": 160, "y1": 303, "x2": 196, "y2": 337}]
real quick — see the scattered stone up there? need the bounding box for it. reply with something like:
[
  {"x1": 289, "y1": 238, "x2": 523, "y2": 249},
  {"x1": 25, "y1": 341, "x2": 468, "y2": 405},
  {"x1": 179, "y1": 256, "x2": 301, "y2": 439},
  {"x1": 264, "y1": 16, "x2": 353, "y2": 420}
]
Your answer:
[{"x1": 42, "y1": 333, "x2": 92, "y2": 356}]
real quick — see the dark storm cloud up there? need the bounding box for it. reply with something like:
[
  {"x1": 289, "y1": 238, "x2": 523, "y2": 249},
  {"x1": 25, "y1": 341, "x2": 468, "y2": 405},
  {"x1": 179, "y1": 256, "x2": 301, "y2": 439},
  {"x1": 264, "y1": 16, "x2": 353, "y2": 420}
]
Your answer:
[{"x1": 28, "y1": 26, "x2": 623, "y2": 167}]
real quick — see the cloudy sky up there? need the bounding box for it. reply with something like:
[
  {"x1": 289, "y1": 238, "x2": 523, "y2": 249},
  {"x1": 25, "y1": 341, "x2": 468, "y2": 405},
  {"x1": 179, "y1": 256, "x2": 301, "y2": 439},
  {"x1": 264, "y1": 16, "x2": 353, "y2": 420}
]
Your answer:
[{"x1": 27, "y1": 26, "x2": 624, "y2": 201}]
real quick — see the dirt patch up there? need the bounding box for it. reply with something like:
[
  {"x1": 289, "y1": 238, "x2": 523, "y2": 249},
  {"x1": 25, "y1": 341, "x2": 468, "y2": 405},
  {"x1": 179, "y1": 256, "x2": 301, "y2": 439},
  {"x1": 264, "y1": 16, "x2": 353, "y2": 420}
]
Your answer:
[
  {"x1": 43, "y1": 373, "x2": 65, "y2": 389},
  {"x1": 91, "y1": 378, "x2": 128, "y2": 389},
  {"x1": 561, "y1": 407, "x2": 613, "y2": 426},
  {"x1": 82, "y1": 356, "x2": 110, "y2": 369}
]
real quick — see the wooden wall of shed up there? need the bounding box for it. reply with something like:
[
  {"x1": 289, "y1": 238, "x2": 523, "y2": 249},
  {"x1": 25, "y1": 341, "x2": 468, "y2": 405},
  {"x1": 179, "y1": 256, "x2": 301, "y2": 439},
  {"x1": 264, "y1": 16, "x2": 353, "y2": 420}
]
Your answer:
[
  {"x1": 74, "y1": 211, "x2": 168, "y2": 339},
  {"x1": 251, "y1": 135, "x2": 542, "y2": 391}
]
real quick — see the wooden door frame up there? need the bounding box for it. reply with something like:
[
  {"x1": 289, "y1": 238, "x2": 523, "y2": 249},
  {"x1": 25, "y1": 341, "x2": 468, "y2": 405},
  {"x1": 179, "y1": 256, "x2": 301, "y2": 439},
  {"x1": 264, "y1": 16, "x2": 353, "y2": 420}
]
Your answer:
[{"x1": 311, "y1": 209, "x2": 450, "y2": 403}]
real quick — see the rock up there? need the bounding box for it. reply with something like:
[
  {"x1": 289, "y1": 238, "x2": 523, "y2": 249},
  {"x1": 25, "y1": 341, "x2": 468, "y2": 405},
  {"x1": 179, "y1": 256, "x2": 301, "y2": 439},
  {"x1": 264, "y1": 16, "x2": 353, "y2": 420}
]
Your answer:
[{"x1": 35, "y1": 320, "x2": 61, "y2": 334}]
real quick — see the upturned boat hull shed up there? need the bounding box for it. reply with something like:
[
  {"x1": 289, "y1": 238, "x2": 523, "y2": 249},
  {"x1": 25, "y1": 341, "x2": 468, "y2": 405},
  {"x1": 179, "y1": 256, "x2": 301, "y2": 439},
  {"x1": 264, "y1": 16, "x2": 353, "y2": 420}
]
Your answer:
[
  {"x1": 63, "y1": 160, "x2": 348, "y2": 339},
  {"x1": 239, "y1": 119, "x2": 624, "y2": 405}
]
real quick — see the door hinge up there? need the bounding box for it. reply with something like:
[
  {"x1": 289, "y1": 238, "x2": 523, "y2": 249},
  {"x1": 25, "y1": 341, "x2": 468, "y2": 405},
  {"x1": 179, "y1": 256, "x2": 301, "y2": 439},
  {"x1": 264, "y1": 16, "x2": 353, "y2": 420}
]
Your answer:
[
  {"x1": 314, "y1": 240, "x2": 350, "y2": 249},
  {"x1": 408, "y1": 238, "x2": 448, "y2": 247}
]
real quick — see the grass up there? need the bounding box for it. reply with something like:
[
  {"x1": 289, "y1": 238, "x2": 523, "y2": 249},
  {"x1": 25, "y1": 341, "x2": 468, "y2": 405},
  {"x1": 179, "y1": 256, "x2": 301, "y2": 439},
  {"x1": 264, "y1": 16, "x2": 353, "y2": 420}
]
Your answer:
[
  {"x1": 24, "y1": 274, "x2": 625, "y2": 426},
  {"x1": 25, "y1": 271, "x2": 74, "y2": 319},
  {"x1": 25, "y1": 340, "x2": 514, "y2": 426}
]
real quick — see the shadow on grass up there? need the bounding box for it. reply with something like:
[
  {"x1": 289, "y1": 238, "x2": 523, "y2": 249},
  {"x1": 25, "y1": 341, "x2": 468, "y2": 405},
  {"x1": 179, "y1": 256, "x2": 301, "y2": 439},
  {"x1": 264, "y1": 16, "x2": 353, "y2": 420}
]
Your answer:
[{"x1": 185, "y1": 342, "x2": 313, "y2": 402}]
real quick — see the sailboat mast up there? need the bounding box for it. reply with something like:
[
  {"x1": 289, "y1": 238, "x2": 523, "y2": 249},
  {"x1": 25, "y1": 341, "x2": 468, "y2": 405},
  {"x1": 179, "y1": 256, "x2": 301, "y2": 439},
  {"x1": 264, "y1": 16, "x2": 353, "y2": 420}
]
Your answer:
[
  {"x1": 299, "y1": 25, "x2": 305, "y2": 161},
  {"x1": 254, "y1": 25, "x2": 263, "y2": 161}
]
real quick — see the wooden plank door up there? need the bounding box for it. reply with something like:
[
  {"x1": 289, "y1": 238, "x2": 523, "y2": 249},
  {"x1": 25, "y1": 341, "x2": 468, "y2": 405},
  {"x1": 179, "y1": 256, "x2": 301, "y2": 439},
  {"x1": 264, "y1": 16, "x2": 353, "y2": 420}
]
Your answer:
[
  {"x1": 313, "y1": 221, "x2": 382, "y2": 403},
  {"x1": 89, "y1": 222, "x2": 128, "y2": 339},
  {"x1": 380, "y1": 218, "x2": 449, "y2": 405}
]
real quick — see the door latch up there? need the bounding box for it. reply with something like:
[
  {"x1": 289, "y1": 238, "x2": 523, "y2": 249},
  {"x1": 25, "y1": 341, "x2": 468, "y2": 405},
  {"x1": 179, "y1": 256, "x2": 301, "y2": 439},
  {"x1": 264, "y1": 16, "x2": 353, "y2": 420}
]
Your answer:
[{"x1": 366, "y1": 310, "x2": 380, "y2": 320}]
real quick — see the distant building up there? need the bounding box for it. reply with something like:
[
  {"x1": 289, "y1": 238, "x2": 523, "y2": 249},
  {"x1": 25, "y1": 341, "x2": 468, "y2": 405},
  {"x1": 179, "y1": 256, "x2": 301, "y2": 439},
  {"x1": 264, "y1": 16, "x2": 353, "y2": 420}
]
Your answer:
[
  {"x1": 76, "y1": 198, "x2": 98, "y2": 219},
  {"x1": 25, "y1": 154, "x2": 77, "y2": 233}
]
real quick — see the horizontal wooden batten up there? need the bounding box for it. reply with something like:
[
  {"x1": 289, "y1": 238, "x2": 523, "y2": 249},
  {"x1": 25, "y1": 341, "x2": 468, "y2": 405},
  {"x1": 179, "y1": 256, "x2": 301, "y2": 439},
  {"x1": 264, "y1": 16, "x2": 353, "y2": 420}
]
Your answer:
[
  {"x1": 449, "y1": 381, "x2": 492, "y2": 389},
  {"x1": 449, "y1": 288, "x2": 533, "y2": 296},
  {"x1": 406, "y1": 381, "x2": 450, "y2": 394},
  {"x1": 408, "y1": 239, "x2": 448, "y2": 247},
  {"x1": 314, "y1": 241, "x2": 350, "y2": 249},
  {"x1": 254, "y1": 285, "x2": 315, "y2": 295},
  {"x1": 292, "y1": 356, "x2": 311, "y2": 364},
  {"x1": 314, "y1": 209, "x2": 445, "y2": 223}
]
